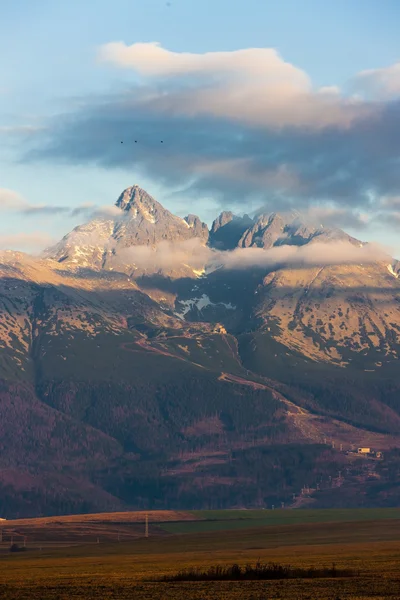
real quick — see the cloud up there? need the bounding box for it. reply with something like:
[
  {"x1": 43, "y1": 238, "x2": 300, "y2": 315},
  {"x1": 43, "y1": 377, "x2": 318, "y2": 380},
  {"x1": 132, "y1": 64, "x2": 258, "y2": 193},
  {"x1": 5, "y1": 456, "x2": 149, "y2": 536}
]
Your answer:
[
  {"x1": 99, "y1": 42, "x2": 310, "y2": 85},
  {"x1": 0, "y1": 232, "x2": 55, "y2": 253},
  {"x1": 0, "y1": 189, "x2": 28, "y2": 211},
  {"x1": 378, "y1": 195, "x2": 400, "y2": 210},
  {"x1": 98, "y1": 42, "x2": 367, "y2": 130},
  {"x1": 351, "y1": 61, "x2": 400, "y2": 100},
  {"x1": 118, "y1": 237, "x2": 211, "y2": 271},
  {"x1": 0, "y1": 188, "x2": 71, "y2": 216},
  {"x1": 23, "y1": 205, "x2": 72, "y2": 216},
  {"x1": 0, "y1": 125, "x2": 45, "y2": 136},
  {"x1": 297, "y1": 206, "x2": 370, "y2": 230},
  {"x1": 25, "y1": 44, "x2": 400, "y2": 226},
  {"x1": 0, "y1": 188, "x2": 118, "y2": 220},
  {"x1": 114, "y1": 237, "x2": 389, "y2": 274},
  {"x1": 217, "y1": 240, "x2": 388, "y2": 271}
]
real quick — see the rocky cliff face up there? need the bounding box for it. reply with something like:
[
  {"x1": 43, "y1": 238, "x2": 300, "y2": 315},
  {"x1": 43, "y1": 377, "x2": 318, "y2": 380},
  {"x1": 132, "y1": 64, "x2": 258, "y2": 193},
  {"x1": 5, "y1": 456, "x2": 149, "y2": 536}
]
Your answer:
[
  {"x1": 209, "y1": 211, "x2": 253, "y2": 249},
  {"x1": 237, "y1": 211, "x2": 360, "y2": 249},
  {"x1": 44, "y1": 185, "x2": 209, "y2": 274}
]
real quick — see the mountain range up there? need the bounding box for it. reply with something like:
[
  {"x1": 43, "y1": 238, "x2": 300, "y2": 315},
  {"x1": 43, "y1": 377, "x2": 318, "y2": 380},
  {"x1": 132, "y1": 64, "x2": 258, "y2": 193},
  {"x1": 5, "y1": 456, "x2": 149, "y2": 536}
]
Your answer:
[{"x1": 1, "y1": 184, "x2": 400, "y2": 517}]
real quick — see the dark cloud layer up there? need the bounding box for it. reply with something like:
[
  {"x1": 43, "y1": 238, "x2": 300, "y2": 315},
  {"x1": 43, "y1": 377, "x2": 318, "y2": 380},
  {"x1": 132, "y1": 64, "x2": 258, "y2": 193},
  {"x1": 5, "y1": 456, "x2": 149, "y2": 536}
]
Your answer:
[
  {"x1": 24, "y1": 44, "x2": 400, "y2": 229},
  {"x1": 0, "y1": 188, "x2": 119, "y2": 220}
]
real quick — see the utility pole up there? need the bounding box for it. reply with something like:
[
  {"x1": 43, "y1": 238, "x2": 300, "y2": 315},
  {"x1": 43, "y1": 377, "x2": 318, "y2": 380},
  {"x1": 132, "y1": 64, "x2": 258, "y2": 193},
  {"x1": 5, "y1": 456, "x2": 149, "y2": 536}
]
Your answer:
[{"x1": 145, "y1": 513, "x2": 149, "y2": 538}]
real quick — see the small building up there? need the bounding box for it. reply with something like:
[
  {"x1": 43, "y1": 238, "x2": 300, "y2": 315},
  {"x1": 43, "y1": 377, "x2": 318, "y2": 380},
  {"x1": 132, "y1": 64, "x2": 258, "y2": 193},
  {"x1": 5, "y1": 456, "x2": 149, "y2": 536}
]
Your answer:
[{"x1": 357, "y1": 447, "x2": 371, "y2": 454}]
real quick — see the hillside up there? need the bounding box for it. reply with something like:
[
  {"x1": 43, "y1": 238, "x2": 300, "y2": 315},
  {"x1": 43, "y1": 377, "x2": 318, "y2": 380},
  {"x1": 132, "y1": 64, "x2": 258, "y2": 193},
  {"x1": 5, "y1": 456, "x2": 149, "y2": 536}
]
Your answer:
[{"x1": 1, "y1": 185, "x2": 400, "y2": 517}]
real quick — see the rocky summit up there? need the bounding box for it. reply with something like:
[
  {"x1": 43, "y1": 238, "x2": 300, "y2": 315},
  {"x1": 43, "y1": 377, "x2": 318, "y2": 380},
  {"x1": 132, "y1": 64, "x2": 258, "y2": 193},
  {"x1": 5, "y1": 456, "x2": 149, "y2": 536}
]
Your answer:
[
  {"x1": 1, "y1": 185, "x2": 400, "y2": 518},
  {"x1": 44, "y1": 185, "x2": 209, "y2": 272}
]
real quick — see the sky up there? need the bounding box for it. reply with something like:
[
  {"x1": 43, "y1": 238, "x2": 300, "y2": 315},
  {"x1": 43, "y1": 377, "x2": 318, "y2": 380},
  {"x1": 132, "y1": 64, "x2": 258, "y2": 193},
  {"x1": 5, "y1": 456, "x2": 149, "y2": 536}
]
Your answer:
[{"x1": 1, "y1": 0, "x2": 400, "y2": 255}]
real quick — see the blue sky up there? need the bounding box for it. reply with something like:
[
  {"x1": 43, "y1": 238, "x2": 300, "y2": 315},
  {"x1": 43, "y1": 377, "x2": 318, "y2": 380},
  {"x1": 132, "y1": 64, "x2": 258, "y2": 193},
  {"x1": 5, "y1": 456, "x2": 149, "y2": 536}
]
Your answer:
[{"x1": 1, "y1": 0, "x2": 400, "y2": 254}]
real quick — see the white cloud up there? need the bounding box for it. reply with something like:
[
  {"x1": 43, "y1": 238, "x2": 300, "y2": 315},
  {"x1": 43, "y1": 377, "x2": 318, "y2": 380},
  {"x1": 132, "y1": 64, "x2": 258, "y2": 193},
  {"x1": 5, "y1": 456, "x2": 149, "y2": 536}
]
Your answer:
[
  {"x1": 352, "y1": 61, "x2": 400, "y2": 99},
  {"x1": 300, "y1": 206, "x2": 370, "y2": 230},
  {"x1": 118, "y1": 238, "x2": 211, "y2": 271},
  {"x1": 0, "y1": 189, "x2": 28, "y2": 211},
  {"x1": 0, "y1": 189, "x2": 116, "y2": 220},
  {"x1": 216, "y1": 240, "x2": 388, "y2": 270},
  {"x1": 98, "y1": 42, "x2": 370, "y2": 129},
  {"x1": 115, "y1": 238, "x2": 389, "y2": 273},
  {"x1": 0, "y1": 232, "x2": 55, "y2": 253},
  {"x1": 99, "y1": 42, "x2": 310, "y2": 85}
]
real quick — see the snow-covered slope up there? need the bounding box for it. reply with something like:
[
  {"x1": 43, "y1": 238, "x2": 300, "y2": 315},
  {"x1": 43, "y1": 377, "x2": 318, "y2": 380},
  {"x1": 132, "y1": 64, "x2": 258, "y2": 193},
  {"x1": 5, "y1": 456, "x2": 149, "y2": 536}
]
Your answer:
[{"x1": 44, "y1": 185, "x2": 209, "y2": 275}]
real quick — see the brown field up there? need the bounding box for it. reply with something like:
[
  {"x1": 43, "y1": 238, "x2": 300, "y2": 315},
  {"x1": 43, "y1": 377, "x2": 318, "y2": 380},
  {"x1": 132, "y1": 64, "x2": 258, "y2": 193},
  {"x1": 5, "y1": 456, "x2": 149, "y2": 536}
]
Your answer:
[
  {"x1": 6, "y1": 509, "x2": 196, "y2": 526},
  {"x1": 0, "y1": 511, "x2": 399, "y2": 599},
  {"x1": 0, "y1": 510, "x2": 197, "y2": 546}
]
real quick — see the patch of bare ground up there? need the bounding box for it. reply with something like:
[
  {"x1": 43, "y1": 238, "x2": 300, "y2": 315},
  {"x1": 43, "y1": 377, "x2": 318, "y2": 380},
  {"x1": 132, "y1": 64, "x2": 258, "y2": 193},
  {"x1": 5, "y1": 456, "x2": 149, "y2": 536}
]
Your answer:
[
  {"x1": 173, "y1": 450, "x2": 228, "y2": 462},
  {"x1": 0, "y1": 511, "x2": 203, "y2": 545},
  {"x1": 6, "y1": 510, "x2": 199, "y2": 527},
  {"x1": 190, "y1": 475, "x2": 250, "y2": 488},
  {"x1": 218, "y1": 372, "x2": 267, "y2": 389},
  {"x1": 0, "y1": 522, "x2": 166, "y2": 544},
  {"x1": 163, "y1": 456, "x2": 228, "y2": 476},
  {"x1": 290, "y1": 495, "x2": 317, "y2": 508},
  {"x1": 183, "y1": 416, "x2": 225, "y2": 437}
]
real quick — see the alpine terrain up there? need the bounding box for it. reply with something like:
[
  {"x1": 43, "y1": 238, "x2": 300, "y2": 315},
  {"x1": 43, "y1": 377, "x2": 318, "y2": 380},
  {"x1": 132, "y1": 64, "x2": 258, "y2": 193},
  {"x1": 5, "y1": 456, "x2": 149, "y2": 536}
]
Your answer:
[{"x1": 1, "y1": 184, "x2": 400, "y2": 517}]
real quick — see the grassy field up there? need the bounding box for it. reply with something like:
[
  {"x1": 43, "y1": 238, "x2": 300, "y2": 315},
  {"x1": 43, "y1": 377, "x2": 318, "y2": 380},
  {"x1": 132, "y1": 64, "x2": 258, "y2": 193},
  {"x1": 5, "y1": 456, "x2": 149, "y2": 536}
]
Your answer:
[
  {"x1": 162, "y1": 508, "x2": 400, "y2": 534},
  {"x1": 3, "y1": 508, "x2": 400, "y2": 544},
  {"x1": 0, "y1": 510, "x2": 400, "y2": 598}
]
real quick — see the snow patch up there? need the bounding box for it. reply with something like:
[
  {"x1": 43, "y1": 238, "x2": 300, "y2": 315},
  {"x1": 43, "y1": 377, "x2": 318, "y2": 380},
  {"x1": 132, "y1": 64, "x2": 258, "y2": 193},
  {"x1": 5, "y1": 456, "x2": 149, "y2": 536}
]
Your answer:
[
  {"x1": 221, "y1": 301, "x2": 236, "y2": 309},
  {"x1": 387, "y1": 264, "x2": 398, "y2": 278},
  {"x1": 205, "y1": 263, "x2": 223, "y2": 275},
  {"x1": 141, "y1": 206, "x2": 156, "y2": 224},
  {"x1": 177, "y1": 294, "x2": 236, "y2": 316}
]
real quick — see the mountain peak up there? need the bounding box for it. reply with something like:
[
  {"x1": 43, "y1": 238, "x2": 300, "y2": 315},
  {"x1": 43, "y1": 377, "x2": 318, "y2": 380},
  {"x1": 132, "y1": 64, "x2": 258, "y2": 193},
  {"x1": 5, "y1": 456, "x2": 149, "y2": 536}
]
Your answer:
[
  {"x1": 238, "y1": 210, "x2": 362, "y2": 249},
  {"x1": 209, "y1": 212, "x2": 254, "y2": 250},
  {"x1": 45, "y1": 185, "x2": 209, "y2": 271},
  {"x1": 115, "y1": 185, "x2": 162, "y2": 216}
]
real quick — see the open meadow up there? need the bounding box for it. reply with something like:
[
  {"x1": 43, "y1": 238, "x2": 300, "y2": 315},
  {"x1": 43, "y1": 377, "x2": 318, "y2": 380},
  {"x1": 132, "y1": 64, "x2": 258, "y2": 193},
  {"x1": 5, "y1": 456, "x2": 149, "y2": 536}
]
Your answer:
[{"x1": 0, "y1": 509, "x2": 399, "y2": 599}]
